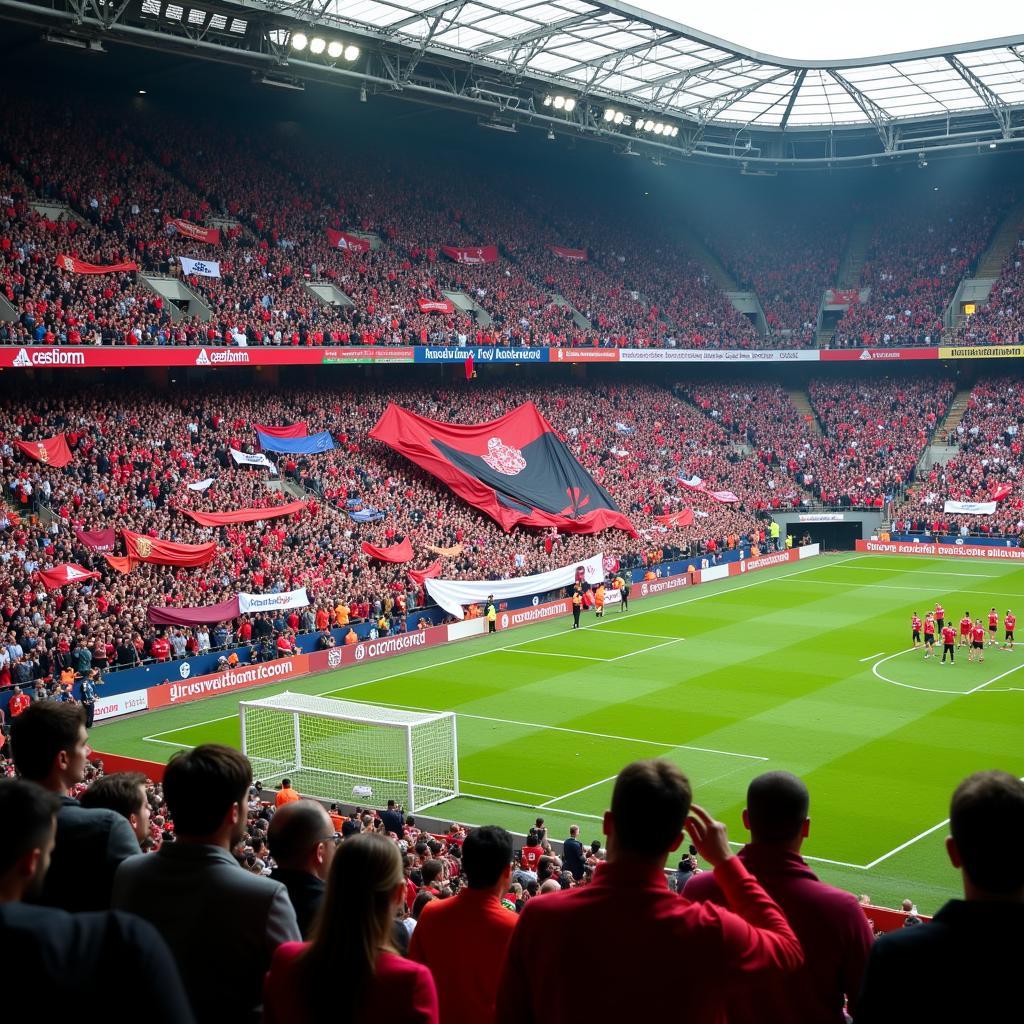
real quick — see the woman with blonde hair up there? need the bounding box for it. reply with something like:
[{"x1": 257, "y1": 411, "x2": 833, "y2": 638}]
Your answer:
[{"x1": 264, "y1": 833, "x2": 438, "y2": 1023}]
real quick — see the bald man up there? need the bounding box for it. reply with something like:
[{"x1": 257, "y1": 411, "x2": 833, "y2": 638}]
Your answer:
[{"x1": 267, "y1": 800, "x2": 337, "y2": 938}]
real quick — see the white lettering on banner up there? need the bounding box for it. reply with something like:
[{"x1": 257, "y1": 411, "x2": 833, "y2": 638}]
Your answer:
[
  {"x1": 353, "y1": 633, "x2": 427, "y2": 662},
  {"x1": 168, "y1": 659, "x2": 297, "y2": 703},
  {"x1": 798, "y1": 513, "x2": 845, "y2": 522},
  {"x1": 858, "y1": 540, "x2": 1024, "y2": 561},
  {"x1": 744, "y1": 551, "x2": 795, "y2": 572},
  {"x1": 196, "y1": 348, "x2": 249, "y2": 366},
  {"x1": 238, "y1": 588, "x2": 309, "y2": 613},
  {"x1": 637, "y1": 576, "x2": 691, "y2": 598},
  {"x1": 502, "y1": 599, "x2": 571, "y2": 627},
  {"x1": 943, "y1": 500, "x2": 997, "y2": 515},
  {"x1": 12, "y1": 347, "x2": 86, "y2": 367},
  {"x1": 94, "y1": 689, "x2": 149, "y2": 721},
  {"x1": 618, "y1": 349, "x2": 819, "y2": 363}
]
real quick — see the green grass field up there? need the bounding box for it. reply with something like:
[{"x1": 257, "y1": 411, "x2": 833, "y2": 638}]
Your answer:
[{"x1": 91, "y1": 552, "x2": 1024, "y2": 914}]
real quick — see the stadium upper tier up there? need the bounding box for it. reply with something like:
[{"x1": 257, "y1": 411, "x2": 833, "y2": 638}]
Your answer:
[{"x1": 1, "y1": 96, "x2": 1023, "y2": 353}]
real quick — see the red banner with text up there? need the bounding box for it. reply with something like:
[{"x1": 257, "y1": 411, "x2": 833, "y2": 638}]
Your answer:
[
  {"x1": 440, "y1": 245, "x2": 498, "y2": 265},
  {"x1": 55, "y1": 254, "x2": 138, "y2": 275}
]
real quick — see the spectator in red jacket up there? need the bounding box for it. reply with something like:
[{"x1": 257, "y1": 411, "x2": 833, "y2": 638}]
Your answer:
[
  {"x1": 495, "y1": 759, "x2": 803, "y2": 1023},
  {"x1": 684, "y1": 770, "x2": 874, "y2": 1023}
]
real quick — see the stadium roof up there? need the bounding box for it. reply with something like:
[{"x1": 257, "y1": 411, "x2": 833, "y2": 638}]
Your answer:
[{"x1": 4, "y1": 0, "x2": 1024, "y2": 166}]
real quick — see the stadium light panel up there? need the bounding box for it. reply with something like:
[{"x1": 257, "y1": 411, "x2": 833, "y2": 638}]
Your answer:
[
  {"x1": 164, "y1": 5, "x2": 183, "y2": 21},
  {"x1": 603, "y1": 108, "x2": 615, "y2": 122},
  {"x1": 327, "y1": 41, "x2": 343, "y2": 59},
  {"x1": 553, "y1": 95, "x2": 565, "y2": 109},
  {"x1": 208, "y1": 13, "x2": 226, "y2": 29},
  {"x1": 187, "y1": 9, "x2": 205, "y2": 24},
  {"x1": 564, "y1": 98, "x2": 576, "y2": 112},
  {"x1": 229, "y1": 18, "x2": 246, "y2": 34},
  {"x1": 310, "y1": 37, "x2": 326, "y2": 54},
  {"x1": 543, "y1": 95, "x2": 552, "y2": 106},
  {"x1": 613, "y1": 111, "x2": 624, "y2": 124},
  {"x1": 344, "y1": 44, "x2": 360, "y2": 61},
  {"x1": 140, "y1": 0, "x2": 160, "y2": 16},
  {"x1": 291, "y1": 32, "x2": 308, "y2": 51}
]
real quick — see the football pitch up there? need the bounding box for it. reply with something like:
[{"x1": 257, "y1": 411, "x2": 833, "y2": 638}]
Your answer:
[{"x1": 92, "y1": 553, "x2": 1024, "y2": 913}]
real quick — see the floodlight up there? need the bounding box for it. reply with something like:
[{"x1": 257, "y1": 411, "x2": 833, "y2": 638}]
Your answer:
[
  {"x1": 543, "y1": 95, "x2": 553, "y2": 106},
  {"x1": 344, "y1": 44, "x2": 360, "y2": 61},
  {"x1": 635, "y1": 119, "x2": 645, "y2": 131},
  {"x1": 547, "y1": 128, "x2": 555, "y2": 140},
  {"x1": 553, "y1": 96, "x2": 565, "y2": 109},
  {"x1": 603, "y1": 108, "x2": 615, "y2": 122},
  {"x1": 291, "y1": 32, "x2": 307, "y2": 50},
  {"x1": 613, "y1": 111, "x2": 624, "y2": 124},
  {"x1": 989, "y1": 142, "x2": 998, "y2": 149},
  {"x1": 564, "y1": 98, "x2": 575, "y2": 112},
  {"x1": 310, "y1": 36, "x2": 326, "y2": 54},
  {"x1": 327, "y1": 41, "x2": 343, "y2": 58},
  {"x1": 653, "y1": 123, "x2": 664, "y2": 135}
]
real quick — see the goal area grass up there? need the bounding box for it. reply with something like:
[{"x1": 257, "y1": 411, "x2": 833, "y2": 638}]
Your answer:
[{"x1": 91, "y1": 552, "x2": 1024, "y2": 914}]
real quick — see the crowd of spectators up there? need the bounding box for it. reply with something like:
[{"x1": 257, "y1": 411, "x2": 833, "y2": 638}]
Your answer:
[
  {"x1": 950, "y1": 235, "x2": 1024, "y2": 347},
  {"x1": 892, "y1": 378, "x2": 1024, "y2": 539}
]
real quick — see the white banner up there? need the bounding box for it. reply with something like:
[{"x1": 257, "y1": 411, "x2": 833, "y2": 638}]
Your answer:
[
  {"x1": 230, "y1": 448, "x2": 278, "y2": 475},
  {"x1": 238, "y1": 588, "x2": 310, "y2": 613},
  {"x1": 187, "y1": 478, "x2": 216, "y2": 491},
  {"x1": 798, "y1": 513, "x2": 845, "y2": 522},
  {"x1": 179, "y1": 256, "x2": 221, "y2": 278},
  {"x1": 94, "y1": 688, "x2": 149, "y2": 722},
  {"x1": 943, "y1": 500, "x2": 997, "y2": 515},
  {"x1": 427, "y1": 552, "x2": 606, "y2": 619}
]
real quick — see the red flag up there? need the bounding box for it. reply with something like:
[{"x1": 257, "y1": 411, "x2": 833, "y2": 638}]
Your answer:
[
  {"x1": 55, "y1": 254, "x2": 139, "y2": 275},
  {"x1": 325, "y1": 229, "x2": 371, "y2": 253},
  {"x1": 991, "y1": 482, "x2": 1013, "y2": 501},
  {"x1": 407, "y1": 560, "x2": 443, "y2": 586},
  {"x1": 440, "y1": 245, "x2": 498, "y2": 265},
  {"x1": 465, "y1": 352, "x2": 475, "y2": 380},
  {"x1": 74, "y1": 528, "x2": 117, "y2": 553},
  {"x1": 104, "y1": 555, "x2": 136, "y2": 575},
  {"x1": 253, "y1": 422, "x2": 308, "y2": 438},
  {"x1": 123, "y1": 529, "x2": 217, "y2": 567},
  {"x1": 15, "y1": 435, "x2": 73, "y2": 468},
  {"x1": 654, "y1": 508, "x2": 695, "y2": 528},
  {"x1": 147, "y1": 596, "x2": 241, "y2": 627},
  {"x1": 549, "y1": 245, "x2": 588, "y2": 261},
  {"x1": 418, "y1": 298, "x2": 455, "y2": 314},
  {"x1": 179, "y1": 499, "x2": 307, "y2": 527},
  {"x1": 165, "y1": 217, "x2": 221, "y2": 245},
  {"x1": 706, "y1": 490, "x2": 741, "y2": 504},
  {"x1": 38, "y1": 563, "x2": 101, "y2": 591},
  {"x1": 361, "y1": 538, "x2": 414, "y2": 563}
]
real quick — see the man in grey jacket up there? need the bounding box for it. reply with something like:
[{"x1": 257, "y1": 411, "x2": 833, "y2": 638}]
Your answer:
[{"x1": 113, "y1": 744, "x2": 300, "y2": 1024}]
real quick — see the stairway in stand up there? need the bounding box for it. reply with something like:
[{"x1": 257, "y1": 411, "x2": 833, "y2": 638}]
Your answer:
[{"x1": 785, "y1": 387, "x2": 823, "y2": 438}]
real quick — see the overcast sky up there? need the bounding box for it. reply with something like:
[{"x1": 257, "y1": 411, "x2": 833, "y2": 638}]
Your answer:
[{"x1": 635, "y1": 1, "x2": 1024, "y2": 60}]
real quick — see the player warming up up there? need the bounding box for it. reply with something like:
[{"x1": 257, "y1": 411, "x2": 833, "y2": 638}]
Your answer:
[
  {"x1": 594, "y1": 582, "x2": 606, "y2": 618},
  {"x1": 959, "y1": 612, "x2": 972, "y2": 649},
  {"x1": 923, "y1": 612, "x2": 936, "y2": 659},
  {"x1": 911, "y1": 612, "x2": 922, "y2": 649},
  {"x1": 969, "y1": 620, "x2": 985, "y2": 664},
  {"x1": 934, "y1": 602, "x2": 945, "y2": 632},
  {"x1": 940, "y1": 623, "x2": 957, "y2": 664},
  {"x1": 1004, "y1": 610, "x2": 1016, "y2": 651},
  {"x1": 988, "y1": 607, "x2": 999, "y2": 647}
]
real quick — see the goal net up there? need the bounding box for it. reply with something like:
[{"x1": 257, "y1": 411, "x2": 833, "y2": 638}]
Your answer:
[{"x1": 239, "y1": 692, "x2": 459, "y2": 812}]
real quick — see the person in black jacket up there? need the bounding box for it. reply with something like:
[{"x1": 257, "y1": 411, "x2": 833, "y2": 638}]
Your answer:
[
  {"x1": 9, "y1": 702, "x2": 139, "y2": 912},
  {"x1": 267, "y1": 799, "x2": 336, "y2": 938},
  {"x1": 858, "y1": 770, "x2": 1024, "y2": 1022},
  {"x1": 0, "y1": 777, "x2": 194, "y2": 1023},
  {"x1": 561, "y1": 824, "x2": 586, "y2": 882}
]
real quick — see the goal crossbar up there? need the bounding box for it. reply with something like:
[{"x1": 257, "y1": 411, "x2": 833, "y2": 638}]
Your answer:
[{"x1": 239, "y1": 692, "x2": 459, "y2": 812}]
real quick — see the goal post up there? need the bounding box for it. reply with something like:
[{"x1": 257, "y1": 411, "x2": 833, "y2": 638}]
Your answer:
[{"x1": 239, "y1": 692, "x2": 459, "y2": 812}]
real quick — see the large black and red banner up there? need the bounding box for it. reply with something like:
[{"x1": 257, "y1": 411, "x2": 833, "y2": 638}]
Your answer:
[{"x1": 370, "y1": 402, "x2": 636, "y2": 536}]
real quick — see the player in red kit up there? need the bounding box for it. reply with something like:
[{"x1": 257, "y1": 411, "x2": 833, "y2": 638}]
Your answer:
[
  {"x1": 958, "y1": 612, "x2": 972, "y2": 648},
  {"x1": 988, "y1": 607, "x2": 999, "y2": 647},
  {"x1": 940, "y1": 624, "x2": 956, "y2": 664},
  {"x1": 923, "y1": 613, "x2": 936, "y2": 659},
  {"x1": 934, "y1": 603, "x2": 945, "y2": 632},
  {"x1": 1004, "y1": 610, "x2": 1016, "y2": 651},
  {"x1": 911, "y1": 612, "x2": 922, "y2": 648},
  {"x1": 969, "y1": 620, "x2": 986, "y2": 663}
]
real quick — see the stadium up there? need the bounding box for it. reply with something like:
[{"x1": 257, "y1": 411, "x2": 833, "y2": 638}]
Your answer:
[{"x1": 1, "y1": 1, "x2": 1023, "y2": 1019}]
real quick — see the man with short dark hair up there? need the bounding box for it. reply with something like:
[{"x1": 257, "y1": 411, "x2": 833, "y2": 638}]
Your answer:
[
  {"x1": 496, "y1": 759, "x2": 803, "y2": 1023},
  {"x1": 562, "y1": 824, "x2": 585, "y2": 881},
  {"x1": 112, "y1": 744, "x2": 300, "y2": 1024},
  {"x1": 381, "y1": 798, "x2": 404, "y2": 836},
  {"x1": 275, "y1": 777, "x2": 300, "y2": 807},
  {"x1": 267, "y1": 799, "x2": 336, "y2": 937},
  {"x1": 857, "y1": 770, "x2": 1024, "y2": 1021},
  {"x1": 80, "y1": 771, "x2": 152, "y2": 845},
  {"x1": 410, "y1": 825, "x2": 518, "y2": 1022},
  {"x1": 0, "y1": 778, "x2": 194, "y2": 1023},
  {"x1": 9, "y1": 702, "x2": 139, "y2": 911},
  {"x1": 684, "y1": 770, "x2": 873, "y2": 1023}
]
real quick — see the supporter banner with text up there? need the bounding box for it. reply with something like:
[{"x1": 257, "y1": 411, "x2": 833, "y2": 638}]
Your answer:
[
  {"x1": 230, "y1": 448, "x2": 278, "y2": 474},
  {"x1": 256, "y1": 430, "x2": 335, "y2": 454},
  {"x1": 147, "y1": 655, "x2": 310, "y2": 709},
  {"x1": 179, "y1": 499, "x2": 307, "y2": 527},
  {"x1": 620, "y1": 349, "x2": 821, "y2": 363},
  {"x1": 938, "y1": 345, "x2": 1024, "y2": 360},
  {"x1": 550, "y1": 348, "x2": 621, "y2": 363},
  {"x1": 55, "y1": 254, "x2": 138, "y2": 275},
  {"x1": 418, "y1": 298, "x2": 455, "y2": 313},
  {"x1": 549, "y1": 245, "x2": 588, "y2": 261},
  {"x1": 165, "y1": 218, "x2": 221, "y2": 245},
  {"x1": 944, "y1": 500, "x2": 997, "y2": 515},
  {"x1": 123, "y1": 529, "x2": 218, "y2": 567},
  {"x1": 325, "y1": 229, "x2": 371, "y2": 253},
  {"x1": 74, "y1": 528, "x2": 117, "y2": 552},
  {"x1": 856, "y1": 539, "x2": 1024, "y2": 560},
  {"x1": 237, "y1": 588, "x2": 310, "y2": 613},
  {"x1": 179, "y1": 257, "x2": 221, "y2": 278},
  {"x1": 440, "y1": 245, "x2": 498, "y2": 265},
  {"x1": 414, "y1": 346, "x2": 547, "y2": 363}
]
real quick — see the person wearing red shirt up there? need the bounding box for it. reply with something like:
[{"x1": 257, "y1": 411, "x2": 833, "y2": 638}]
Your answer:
[
  {"x1": 684, "y1": 771, "x2": 873, "y2": 1024},
  {"x1": 150, "y1": 636, "x2": 171, "y2": 661},
  {"x1": 941, "y1": 624, "x2": 957, "y2": 664},
  {"x1": 8, "y1": 686, "x2": 30, "y2": 718},
  {"x1": 988, "y1": 607, "x2": 999, "y2": 647},
  {"x1": 495, "y1": 760, "x2": 802, "y2": 1024},
  {"x1": 911, "y1": 612, "x2": 922, "y2": 649},
  {"x1": 935, "y1": 603, "x2": 945, "y2": 631},
  {"x1": 969, "y1": 621, "x2": 986, "y2": 663},
  {"x1": 1003, "y1": 610, "x2": 1016, "y2": 651},
  {"x1": 409, "y1": 826, "x2": 517, "y2": 1023},
  {"x1": 923, "y1": 613, "x2": 936, "y2": 659},
  {"x1": 518, "y1": 832, "x2": 543, "y2": 875},
  {"x1": 959, "y1": 613, "x2": 973, "y2": 648}
]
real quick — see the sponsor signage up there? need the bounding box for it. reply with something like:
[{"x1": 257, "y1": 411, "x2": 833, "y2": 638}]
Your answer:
[
  {"x1": 619, "y1": 348, "x2": 819, "y2": 362},
  {"x1": 147, "y1": 655, "x2": 309, "y2": 709},
  {"x1": 798, "y1": 513, "x2": 846, "y2": 522},
  {"x1": 635, "y1": 575, "x2": 691, "y2": 599},
  {"x1": 497, "y1": 597, "x2": 572, "y2": 629},
  {"x1": 414, "y1": 346, "x2": 547, "y2": 363},
  {"x1": 819, "y1": 347, "x2": 939, "y2": 362},
  {"x1": 551, "y1": 348, "x2": 621, "y2": 363},
  {"x1": 306, "y1": 626, "x2": 443, "y2": 672},
  {"x1": 729, "y1": 549, "x2": 800, "y2": 576},
  {"x1": 94, "y1": 688, "x2": 150, "y2": 722},
  {"x1": 2, "y1": 346, "x2": 414, "y2": 369},
  {"x1": 321, "y1": 347, "x2": 414, "y2": 364},
  {"x1": 855, "y1": 539, "x2": 1024, "y2": 561},
  {"x1": 938, "y1": 345, "x2": 1024, "y2": 360}
]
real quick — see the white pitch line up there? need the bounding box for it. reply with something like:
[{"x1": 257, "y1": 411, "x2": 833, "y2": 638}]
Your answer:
[
  {"x1": 504, "y1": 649, "x2": 609, "y2": 663},
  {"x1": 592, "y1": 629, "x2": 684, "y2": 640},
  {"x1": 872, "y1": 647, "x2": 1024, "y2": 696},
  {"x1": 459, "y1": 780, "x2": 558, "y2": 799},
  {"x1": 966, "y1": 658, "x2": 1024, "y2": 694},
  {"x1": 784, "y1": 578, "x2": 1022, "y2": 600},
  {"x1": 836, "y1": 565, "x2": 1002, "y2": 580},
  {"x1": 539, "y1": 773, "x2": 619, "y2": 808},
  {"x1": 859, "y1": 652, "x2": 885, "y2": 662},
  {"x1": 863, "y1": 820, "x2": 952, "y2": 869},
  {"x1": 607, "y1": 637, "x2": 686, "y2": 661}
]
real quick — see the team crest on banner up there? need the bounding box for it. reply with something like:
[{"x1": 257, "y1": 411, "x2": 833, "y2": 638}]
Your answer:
[
  {"x1": 482, "y1": 437, "x2": 527, "y2": 476},
  {"x1": 135, "y1": 537, "x2": 153, "y2": 558},
  {"x1": 36, "y1": 443, "x2": 49, "y2": 463}
]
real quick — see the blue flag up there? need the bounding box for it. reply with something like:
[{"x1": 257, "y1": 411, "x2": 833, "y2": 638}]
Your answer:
[
  {"x1": 349, "y1": 508, "x2": 385, "y2": 523},
  {"x1": 345, "y1": 498, "x2": 363, "y2": 509},
  {"x1": 256, "y1": 430, "x2": 335, "y2": 454}
]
